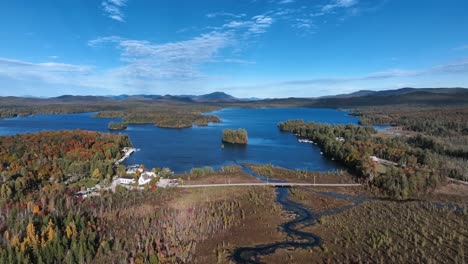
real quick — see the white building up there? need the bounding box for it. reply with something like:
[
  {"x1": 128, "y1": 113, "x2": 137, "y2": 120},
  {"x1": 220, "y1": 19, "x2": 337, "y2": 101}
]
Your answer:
[
  {"x1": 118, "y1": 177, "x2": 136, "y2": 185},
  {"x1": 138, "y1": 171, "x2": 157, "y2": 185},
  {"x1": 126, "y1": 167, "x2": 144, "y2": 174},
  {"x1": 370, "y1": 156, "x2": 398, "y2": 166},
  {"x1": 157, "y1": 178, "x2": 179, "y2": 188},
  {"x1": 335, "y1": 136, "x2": 345, "y2": 142}
]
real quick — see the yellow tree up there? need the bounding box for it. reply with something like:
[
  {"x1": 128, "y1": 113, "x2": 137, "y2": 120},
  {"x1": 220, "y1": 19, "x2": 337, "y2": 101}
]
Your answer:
[
  {"x1": 46, "y1": 220, "x2": 55, "y2": 242},
  {"x1": 65, "y1": 221, "x2": 78, "y2": 240},
  {"x1": 92, "y1": 168, "x2": 102, "y2": 179},
  {"x1": 33, "y1": 204, "x2": 41, "y2": 215}
]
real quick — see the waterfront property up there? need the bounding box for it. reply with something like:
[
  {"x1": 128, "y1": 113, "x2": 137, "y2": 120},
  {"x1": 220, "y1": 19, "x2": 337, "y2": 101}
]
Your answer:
[
  {"x1": 115, "y1": 147, "x2": 137, "y2": 165},
  {"x1": 118, "y1": 176, "x2": 136, "y2": 185},
  {"x1": 138, "y1": 171, "x2": 157, "y2": 185},
  {"x1": 114, "y1": 166, "x2": 176, "y2": 188},
  {"x1": 370, "y1": 155, "x2": 398, "y2": 167}
]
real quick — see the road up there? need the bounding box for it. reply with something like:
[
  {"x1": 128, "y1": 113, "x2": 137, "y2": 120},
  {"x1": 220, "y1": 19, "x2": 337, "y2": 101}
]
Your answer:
[{"x1": 177, "y1": 183, "x2": 361, "y2": 188}]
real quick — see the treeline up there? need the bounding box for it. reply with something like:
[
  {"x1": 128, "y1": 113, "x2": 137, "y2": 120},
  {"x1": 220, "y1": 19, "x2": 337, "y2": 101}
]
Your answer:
[
  {"x1": 0, "y1": 104, "x2": 124, "y2": 119},
  {"x1": 96, "y1": 108, "x2": 221, "y2": 129},
  {"x1": 0, "y1": 130, "x2": 131, "y2": 201},
  {"x1": 0, "y1": 175, "x2": 257, "y2": 263},
  {"x1": 355, "y1": 107, "x2": 468, "y2": 137},
  {"x1": 222, "y1": 129, "x2": 248, "y2": 144},
  {"x1": 108, "y1": 122, "x2": 127, "y2": 131},
  {"x1": 355, "y1": 106, "x2": 468, "y2": 182},
  {"x1": 0, "y1": 129, "x2": 260, "y2": 263},
  {"x1": 278, "y1": 120, "x2": 448, "y2": 199},
  {"x1": 0, "y1": 97, "x2": 222, "y2": 129}
]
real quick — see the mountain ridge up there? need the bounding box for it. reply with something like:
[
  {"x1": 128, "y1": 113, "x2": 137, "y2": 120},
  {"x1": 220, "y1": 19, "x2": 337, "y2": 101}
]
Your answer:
[{"x1": 3, "y1": 87, "x2": 467, "y2": 106}]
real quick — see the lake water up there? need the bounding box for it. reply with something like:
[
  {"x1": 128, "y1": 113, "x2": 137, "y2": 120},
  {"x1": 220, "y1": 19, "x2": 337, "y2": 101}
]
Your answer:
[{"x1": 0, "y1": 108, "x2": 358, "y2": 173}]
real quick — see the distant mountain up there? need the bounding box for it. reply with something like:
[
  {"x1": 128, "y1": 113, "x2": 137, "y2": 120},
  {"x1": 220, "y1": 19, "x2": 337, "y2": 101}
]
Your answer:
[
  {"x1": 192, "y1": 92, "x2": 237, "y2": 102},
  {"x1": 311, "y1": 87, "x2": 468, "y2": 107},
  {"x1": 2, "y1": 88, "x2": 467, "y2": 108},
  {"x1": 53, "y1": 95, "x2": 111, "y2": 102},
  {"x1": 329, "y1": 87, "x2": 468, "y2": 98},
  {"x1": 107, "y1": 91, "x2": 238, "y2": 103},
  {"x1": 322, "y1": 90, "x2": 377, "y2": 98}
]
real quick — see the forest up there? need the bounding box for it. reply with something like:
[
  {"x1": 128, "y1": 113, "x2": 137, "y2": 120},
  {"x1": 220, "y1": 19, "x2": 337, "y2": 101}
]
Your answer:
[
  {"x1": 0, "y1": 130, "x2": 131, "y2": 202},
  {"x1": 95, "y1": 106, "x2": 221, "y2": 129},
  {"x1": 0, "y1": 130, "x2": 270, "y2": 263},
  {"x1": 221, "y1": 129, "x2": 248, "y2": 144},
  {"x1": 278, "y1": 119, "x2": 466, "y2": 199},
  {"x1": 108, "y1": 122, "x2": 127, "y2": 131}
]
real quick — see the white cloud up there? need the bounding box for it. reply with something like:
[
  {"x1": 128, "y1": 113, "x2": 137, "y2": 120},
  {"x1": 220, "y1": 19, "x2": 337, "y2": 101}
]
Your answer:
[
  {"x1": 212, "y1": 58, "x2": 256, "y2": 64},
  {"x1": 1, "y1": 56, "x2": 468, "y2": 97},
  {"x1": 219, "y1": 15, "x2": 274, "y2": 36},
  {"x1": 89, "y1": 32, "x2": 232, "y2": 80},
  {"x1": 453, "y1": 45, "x2": 468, "y2": 51},
  {"x1": 0, "y1": 58, "x2": 91, "y2": 75},
  {"x1": 0, "y1": 58, "x2": 97, "y2": 92},
  {"x1": 206, "y1": 12, "x2": 246, "y2": 18},
  {"x1": 101, "y1": 0, "x2": 127, "y2": 22},
  {"x1": 293, "y1": 18, "x2": 315, "y2": 30},
  {"x1": 218, "y1": 58, "x2": 468, "y2": 97},
  {"x1": 249, "y1": 15, "x2": 274, "y2": 34},
  {"x1": 278, "y1": 0, "x2": 295, "y2": 4},
  {"x1": 322, "y1": 0, "x2": 359, "y2": 12}
]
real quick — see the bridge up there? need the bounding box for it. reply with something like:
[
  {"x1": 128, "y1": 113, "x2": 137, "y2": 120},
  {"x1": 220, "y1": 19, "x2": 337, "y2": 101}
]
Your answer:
[{"x1": 177, "y1": 183, "x2": 361, "y2": 188}]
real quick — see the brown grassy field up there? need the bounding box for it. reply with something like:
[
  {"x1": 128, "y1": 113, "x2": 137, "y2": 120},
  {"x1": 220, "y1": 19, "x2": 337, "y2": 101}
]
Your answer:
[
  {"x1": 247, "y1": 164, "x2": 356, "y2": 184},
  {"x1": 260, "y1": 183, "x2": 468, "y2": 263},
  {"x1": 192, "y1": 186, "x2": 287, "y2": 263},
  {"x1": 178, "y1": 165, "x2": 262, "y2": 185}
]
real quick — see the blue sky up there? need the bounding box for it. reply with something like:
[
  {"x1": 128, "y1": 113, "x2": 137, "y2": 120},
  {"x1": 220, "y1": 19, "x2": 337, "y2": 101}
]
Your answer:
[{"x1": 0, "y1": 0, "x2": 468, "y2": 98}]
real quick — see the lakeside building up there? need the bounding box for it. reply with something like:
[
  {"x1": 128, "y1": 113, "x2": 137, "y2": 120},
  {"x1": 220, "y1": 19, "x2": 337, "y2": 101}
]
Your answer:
[
  {"x1": 370, "y1": 156, "x2": 398, "y2": 167},
  {"x1": 118, "y1": 176, "x2": 136, "y2": 185},
  {"x1": 138, "y1": 171, "x2": 157, "y2": 185},
  {"x1": 157, "y1": 178, "x2": 179, "y2": 188}
]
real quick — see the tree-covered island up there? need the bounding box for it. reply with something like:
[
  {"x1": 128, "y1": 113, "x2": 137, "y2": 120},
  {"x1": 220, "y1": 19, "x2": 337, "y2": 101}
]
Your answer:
[
  {"x1": 108, "y1": 121, "x2": 127, "y2": 130},
  {"x1": 222, "y1": 128, "x2": 248, "y2": 144}
]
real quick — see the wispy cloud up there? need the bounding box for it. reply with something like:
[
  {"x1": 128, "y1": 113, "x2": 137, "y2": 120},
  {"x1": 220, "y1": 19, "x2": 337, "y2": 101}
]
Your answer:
[
  {"x1": 101, "y1": 0, "x2": 127, "y2": 22},
  {"x1": 89, "y1": 32, "x2": 232, "y2": 80},
  {"x1": 453, "y1": 45, "x2": 468, "y2": 51},
  {"x1": 211, "y1": 58, "x2": 256, "y2": 64},
  {"x1": 1, "y1": 56, "x2": 468, "y2": 97},
  {"x1": 218, "y1": 58, "x2": 468, "y2": 95},
  {"x1": 0, "y1": 58, "x2": 91, "y2": 74},
  {"x1": 206, "y1": 12, "x2": 246, "y2": 18},
  {"x1": 88, "y1": 13, "x2": 274, "y2": 82},
  {"x1": 278, "y1": 0, "x2": 295, "y2": 4},
  {"x1": 0, "y1": 11, "x2": 277, "y2": 96},
  {"x1": 322, "y1": 0, "x2": 359, "y2": 13},
  {"x1": 249, "y1": 15, "x2": 274, "y2": 34},
  {"x1": 0, "y1": 58, "x2": 94, "y2": 88},
  {"x1": 220, "y1": 15, "x2": 274, "y2": 35}
]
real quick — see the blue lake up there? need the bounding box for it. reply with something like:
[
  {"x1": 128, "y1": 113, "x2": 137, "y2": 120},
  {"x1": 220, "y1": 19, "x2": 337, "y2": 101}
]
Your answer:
[{"x1": 0, "y1": 108, "x2": 359, "y2": 173}]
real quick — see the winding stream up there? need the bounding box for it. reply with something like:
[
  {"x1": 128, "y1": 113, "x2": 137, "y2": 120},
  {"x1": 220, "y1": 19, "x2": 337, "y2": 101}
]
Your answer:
[{"x1": 232, "y1": 165, "x2": 371, "y2": 264}]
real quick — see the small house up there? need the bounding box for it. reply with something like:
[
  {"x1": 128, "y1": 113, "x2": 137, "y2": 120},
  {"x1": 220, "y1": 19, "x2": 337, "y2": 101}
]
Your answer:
[
  {"x1": 157, "y1": 178, "x2": 178, "y2": 188},
  {"x1": 118, "y1": 176, "x2": 136, "y2": 185},
  {"x1": 138, "y1": 171, "x2": 157, "y2": 185}
]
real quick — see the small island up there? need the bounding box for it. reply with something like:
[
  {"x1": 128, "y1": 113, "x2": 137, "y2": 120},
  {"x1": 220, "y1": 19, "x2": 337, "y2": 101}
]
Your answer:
[
  {"x1": 222, "y1": 128, "x2": 248, "y2": 144},
  {"x1": 108, "y1": 121, "x2": 128, "y2": 131}
]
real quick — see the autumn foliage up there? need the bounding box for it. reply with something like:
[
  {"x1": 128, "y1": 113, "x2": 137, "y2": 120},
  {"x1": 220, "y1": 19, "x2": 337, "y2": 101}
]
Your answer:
[{"x1": 0, "y1": 130, "x2": 131, "y2": 201}]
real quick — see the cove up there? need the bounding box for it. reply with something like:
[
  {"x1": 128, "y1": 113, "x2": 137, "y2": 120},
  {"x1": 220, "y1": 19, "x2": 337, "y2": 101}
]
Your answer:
[{"x1": 0, "y1": 108, "x2": 359, "y2": 173}]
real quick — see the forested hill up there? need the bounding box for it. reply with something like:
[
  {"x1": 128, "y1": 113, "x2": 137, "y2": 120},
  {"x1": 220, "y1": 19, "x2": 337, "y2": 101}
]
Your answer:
[
  {"x1": 0, "y1": 88, "x2": 467, "y2": 119},
  {"x1": 253, "y1": 87, "x2": 468, "y2": 108},
  {"x1": 310, "y1": 88, "x2": 468, "y2": 107},
  {"x1": 0, "y1": 130, "x2": 131, "y2": 200}
]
